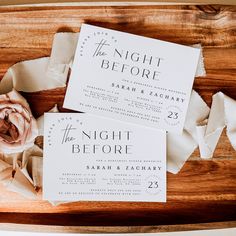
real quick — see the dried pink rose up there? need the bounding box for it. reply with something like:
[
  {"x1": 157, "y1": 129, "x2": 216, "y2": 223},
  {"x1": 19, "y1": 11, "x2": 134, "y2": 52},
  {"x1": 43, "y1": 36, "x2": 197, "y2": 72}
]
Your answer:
[{"x1": 0, "y1": 89, "x2": 38, "y2": 154}]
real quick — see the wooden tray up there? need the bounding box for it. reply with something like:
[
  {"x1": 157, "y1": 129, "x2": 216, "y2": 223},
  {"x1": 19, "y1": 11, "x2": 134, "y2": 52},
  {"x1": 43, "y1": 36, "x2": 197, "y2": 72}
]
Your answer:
[{"x1": 0, "y1": 4, "x2": 236, "y2": 233}]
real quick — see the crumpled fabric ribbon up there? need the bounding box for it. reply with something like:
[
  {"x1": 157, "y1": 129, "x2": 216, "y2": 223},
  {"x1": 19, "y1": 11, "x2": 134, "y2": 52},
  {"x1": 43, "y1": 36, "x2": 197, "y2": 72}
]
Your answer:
[
  {"x1": 0, "y1": 33, "x2": 79, "y2": 94},
  {"x1": 0, "y1": 32, "x2": 236, "y2": 200},
  {"x1": 0, "y1": 58, "x2": 64, "y2": 94},
  {"x1": 167, "y1": 90, "x2": 210, "y2": 173},
  {"x1": 196, "y1": 92, "x2": 236, "y2": 159},
  {"x1": 168, "y1": 91, "x2": 236, "y2": 173},
  {"x1": 47, "y1": 33, "x2": 79, "y2": 85},
  {"x1": 0, "y1": 145, "x2": 42, "y2": 198}
]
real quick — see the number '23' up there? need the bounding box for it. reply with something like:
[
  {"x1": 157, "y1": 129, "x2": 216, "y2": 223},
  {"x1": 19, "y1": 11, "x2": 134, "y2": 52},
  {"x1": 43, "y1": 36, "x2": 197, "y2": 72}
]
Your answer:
[
  {"x1": 148, "y1": 181, "x2": 159, "y2": 189},
  {"x1": 167, "y1": 111, "x2": 179, "y2": 119}
]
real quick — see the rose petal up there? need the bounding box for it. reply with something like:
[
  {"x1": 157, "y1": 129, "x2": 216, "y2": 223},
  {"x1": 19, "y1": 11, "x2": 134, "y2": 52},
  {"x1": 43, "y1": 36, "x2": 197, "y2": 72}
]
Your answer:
[
  {"x1": 7, "y1": 89, "x2": 31, "y2": 112},
  {"x1": 9, "y1": 123, "x2": 19, "y2": 141},
  {"x1": 0, "y1": 119, "x2": 11, "y2": 134},
  {"x1": 8, "y1": 112, "x2": 25, "y2": 140}
]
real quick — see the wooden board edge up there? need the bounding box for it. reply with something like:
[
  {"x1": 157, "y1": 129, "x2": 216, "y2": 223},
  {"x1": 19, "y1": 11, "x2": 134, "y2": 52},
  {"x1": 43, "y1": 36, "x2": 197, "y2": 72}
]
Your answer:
[{"x1": 1, "y1": 221, "x2": 236, "y2": 233}]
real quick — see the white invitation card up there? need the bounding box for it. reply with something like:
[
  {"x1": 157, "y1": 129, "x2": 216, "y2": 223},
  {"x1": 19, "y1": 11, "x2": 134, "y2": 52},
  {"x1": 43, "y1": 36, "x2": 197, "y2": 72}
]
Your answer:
[
  {"x1": 64, "y1": 24, "x2": 200, "y2": 133},
  {"x1": 43, "y1": 113, "x2": 166, "y2": 202}
]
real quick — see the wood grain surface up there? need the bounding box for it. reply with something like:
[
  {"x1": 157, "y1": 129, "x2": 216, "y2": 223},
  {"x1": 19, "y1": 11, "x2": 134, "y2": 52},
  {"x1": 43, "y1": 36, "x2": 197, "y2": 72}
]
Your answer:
[{"x1": 0, "y1": 4, "x2": 236, "y2": 232}]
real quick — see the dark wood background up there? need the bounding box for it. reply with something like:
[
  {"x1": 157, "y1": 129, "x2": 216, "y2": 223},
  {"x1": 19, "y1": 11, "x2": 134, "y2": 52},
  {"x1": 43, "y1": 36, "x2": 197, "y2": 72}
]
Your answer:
[{"x1": 0, "y1": 4, "x2": 236, "y2": 233}]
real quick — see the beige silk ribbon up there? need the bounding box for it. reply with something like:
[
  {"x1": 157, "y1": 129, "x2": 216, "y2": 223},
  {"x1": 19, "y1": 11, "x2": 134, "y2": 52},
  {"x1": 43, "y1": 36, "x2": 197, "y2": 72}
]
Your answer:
[{"x1": 196, "y1": 92, "x2": 236, "y2": 159}]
